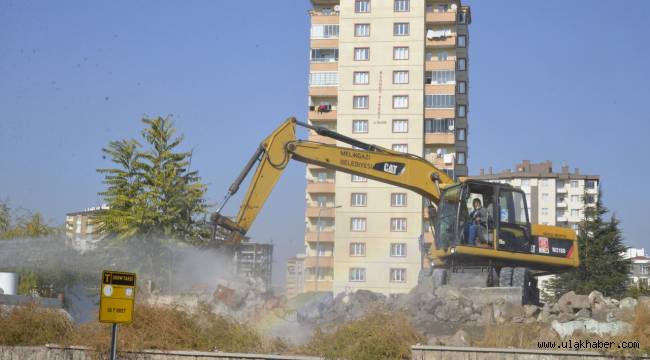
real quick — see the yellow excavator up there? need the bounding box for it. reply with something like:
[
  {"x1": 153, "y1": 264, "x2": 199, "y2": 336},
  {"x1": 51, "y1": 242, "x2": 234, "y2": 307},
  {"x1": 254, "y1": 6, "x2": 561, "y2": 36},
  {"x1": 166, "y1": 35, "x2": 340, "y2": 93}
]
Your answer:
[{"x1": 212, "y1": 118, "x2": 579, "y2": 304}]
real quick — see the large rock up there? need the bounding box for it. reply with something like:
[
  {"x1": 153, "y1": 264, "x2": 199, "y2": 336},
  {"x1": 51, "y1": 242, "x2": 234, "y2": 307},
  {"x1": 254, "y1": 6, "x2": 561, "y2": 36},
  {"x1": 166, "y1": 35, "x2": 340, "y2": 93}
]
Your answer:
[
  {"x1": 558, "y1": 291, "x2": 590, "y2": 312},
  {"x1": 440, "y1": 329, "x2": 471, "y2": 347},
  {"x1": 492, "y1": 299, "x2": 524, "y2": 324},
  {"x1": 588, "y1": 290, "x2": 605, "y2": 307},
  {"x1": 551, "y1": 319, "x2": 633, "y2": 338},
  {"x1": 619, "y1": 297, "x2": 638, "y2": 311}
]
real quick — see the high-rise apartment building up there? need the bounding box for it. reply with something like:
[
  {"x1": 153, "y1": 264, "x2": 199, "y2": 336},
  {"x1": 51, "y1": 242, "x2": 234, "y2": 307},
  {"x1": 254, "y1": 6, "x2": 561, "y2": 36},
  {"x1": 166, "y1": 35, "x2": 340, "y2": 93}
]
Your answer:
[
  {"x1": 303, "y1": 0, "x2": 471, "y2": 295},
  {"x1": 471, "y1": 160, "x2": 599, "y2": 231}
]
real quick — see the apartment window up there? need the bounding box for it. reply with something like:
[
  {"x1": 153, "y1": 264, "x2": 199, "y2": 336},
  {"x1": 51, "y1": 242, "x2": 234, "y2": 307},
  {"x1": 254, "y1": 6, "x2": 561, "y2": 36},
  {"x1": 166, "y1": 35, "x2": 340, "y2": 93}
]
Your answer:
[
  {"x1": 350, "y1": 243, "x2": 366, "y2": 257},
  {"x1": 571, "y1": 223, "x2": 579, "y2": 230},
  {"x1": 309, "y1": 72, "x2": 338, "y2": 87},
  {"x1": 425, "y1": 118, "x2": 454, "y2": 133},
  {"x1": 351, "y1": 217, "x2": 367, "y2": 232},
  {"x1": 393, "y1": 95, "x2": 409, "y2": 109},
  {"x1": 311, "y1": 24, "x2": 339, "y2": 39},
  {"x1": 390, "y1": 218, "x2": 407, "y2": 232},
  {"x1": 391, "y1": 193, "x2": 407, "y2": 207},
  {"x1": 571, "y1": 180, "x2": 579, "y2": 188},
  {"x1": 457, "y1": 58, "x2": 467, "y2": 71},
  {"x1": 353, "y1": 96, "x2": 369, "y2": 109},
  {"x1": 436, "y1": 3, "x2": 450, "y2": 12},
  {"x1": 310, "y1": 48, "x2": 339, "y2": 63},
  {"x1": 392, "y1": 144, "x2": 408, "y2": 153},
  {"x1": 351, "y1": 193, "x2": 367, "y2": 207},
  {"x1": 390, "y1": 243, "x2": 407, "y2": 257},
  {"x1": 425, "y1": 94, "x2": 455, "y2": 108},
  {"x1": 522, "y1": 179, "x2": 531, "y2": 187},
  {"x1": 586, "y1": 194, "x2": 596, "y2": 204},
  {"x1": 457, "y1": 81, "x2": 466, "y2": 94},
  {"x1": 542, "y1": 193, "x2": 549, "y2": 200},
  {"x1": 315, "y1": 195, "x2": 328, "y2": 207},
  {"x1": 456, "y1": 152, "x2": 466, "y2": 165},
  {"x1": 541, "y1": 208, "x2": 549, "y2": 216},
  {"x1": 354, "y1": 47, "x2": 369, "y2": 61},
  {"x1": 355, "y1": 0, "x2": 370, "y2": 13},
  {"x1": 393, "y1": 22, "x2": 410, "y2": 36},
  {"x1": 571, "y1": 209, "x2": 580, "y2": 217},
  {"x1": 393, "y1": 70, "x2": 409, "y2": 84},
  {"x1": 586, "y1": 180, "x2": 596, "y2": 189},
  {"x1": 458, "y1": 11, "x2": 467, "y2": 24},
  {"x1": 390, "y1": 268, "x2": 407, "y2": 282},
  {"x1": 392, "y1": 119, "x2": 408, "y2": 133},
  {"x1": 393, "y1": 47, "x2": 409, "y2": 60},
  {"x1": 354, "y1": 23, "x2": 370, "y2": 37},
  {"x1": 394, "y1": 0, "x2": 409, "y2": 12},
  {"x1": 456, "y1": 128, "x2": 466, "y2": 141},
  {"x1": 349, "y1": 268, "x2": 366, "y2": 282},
  {"x1": 640, "y1": 265, "x2": 649, "y2": 275},
  {"x1": 438, "y1": 51, "x2": 448, "y2": 61},
  {"x1": 557, "y1": 209, "x2": 566, "y2": 217},
  {"x1": 425, "y1": 70, "x2": 455, "y2": 84},
  {"x1": 457, "y1": 35, "x2": 467, "y2": 48},
  {"x1": 352, "y1": 119, "x2": 368, "y2": 133},
  {"x1": 351, "y1": 175, "x2": 367, "y2": 182},
  {"x1": 571, "y1": 195, "x2": 580, "y2": 203},
  {"x1": 354, "y1": 71, "x2": 369, "y2": 85},
  {"x1": 457, "y1": 105, "x2": 467, "y2": 117}
]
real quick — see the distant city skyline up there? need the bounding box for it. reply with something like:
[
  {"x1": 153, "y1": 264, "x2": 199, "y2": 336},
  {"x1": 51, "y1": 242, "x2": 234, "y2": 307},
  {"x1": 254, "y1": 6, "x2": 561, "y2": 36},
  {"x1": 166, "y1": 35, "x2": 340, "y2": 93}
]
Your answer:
[{"x1": 1, "y1": 1, "x2": 649, "y2": 287}]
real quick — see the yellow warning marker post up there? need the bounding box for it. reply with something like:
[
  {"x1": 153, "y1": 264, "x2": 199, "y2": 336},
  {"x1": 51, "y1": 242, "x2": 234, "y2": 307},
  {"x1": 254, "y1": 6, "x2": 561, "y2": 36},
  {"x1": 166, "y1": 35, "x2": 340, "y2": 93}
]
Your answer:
[{"x1": 99, "y1": 270, "x2": 136, "y2": 360}]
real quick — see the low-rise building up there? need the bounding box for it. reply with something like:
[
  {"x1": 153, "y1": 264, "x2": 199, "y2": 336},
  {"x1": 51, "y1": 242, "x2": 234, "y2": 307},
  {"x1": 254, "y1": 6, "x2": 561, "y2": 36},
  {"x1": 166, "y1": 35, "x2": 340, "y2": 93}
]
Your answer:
[
  {"x1": 64, "y1": 205, "x2": 108, "y2": 253},
  {"x1": 286, "y1": 255, "x2": 305, "y2": 298},
  {"x1": 623, "y1": 248, "x2": 649, "y2": 287},
  {"x1": 234, "y1": 242, "x2": 273, "y2": 290}
]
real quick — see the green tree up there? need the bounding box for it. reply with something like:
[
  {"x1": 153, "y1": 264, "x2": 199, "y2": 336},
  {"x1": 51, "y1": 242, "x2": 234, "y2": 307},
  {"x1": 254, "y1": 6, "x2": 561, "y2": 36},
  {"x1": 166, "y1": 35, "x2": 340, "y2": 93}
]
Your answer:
[
  {"x1": 0, "y1": 201, "x2": 56, "y2": 239},
  {"x1": 0, "y1": 200, "x2": 10, "y2": 236},
  {"x1": 549, "y1": 191, "x2": 631, "y2": 299},
  {"x1": 95, "y1": 117, "x2": 208, "y2": 241}
]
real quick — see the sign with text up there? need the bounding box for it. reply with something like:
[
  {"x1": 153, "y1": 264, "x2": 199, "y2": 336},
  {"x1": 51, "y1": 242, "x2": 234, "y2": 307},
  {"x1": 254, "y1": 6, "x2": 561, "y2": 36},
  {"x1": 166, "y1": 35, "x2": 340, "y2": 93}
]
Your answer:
[{"x1": 99, "y1": 270, "x2": 136, "y2": 324}]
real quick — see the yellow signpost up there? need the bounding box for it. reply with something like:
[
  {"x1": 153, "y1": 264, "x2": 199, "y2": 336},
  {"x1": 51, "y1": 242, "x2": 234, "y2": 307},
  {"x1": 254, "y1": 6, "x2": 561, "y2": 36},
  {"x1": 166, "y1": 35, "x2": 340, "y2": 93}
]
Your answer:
[{"x1": 99, "y1": 270, "x2": 136, "y2": 360}]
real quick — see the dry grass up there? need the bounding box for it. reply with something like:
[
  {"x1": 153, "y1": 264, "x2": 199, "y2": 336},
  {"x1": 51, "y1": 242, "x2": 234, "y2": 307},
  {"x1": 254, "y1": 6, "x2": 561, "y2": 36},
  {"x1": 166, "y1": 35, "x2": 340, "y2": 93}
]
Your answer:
[
  {"x1": 302, "y1": 311, "x2": 425, "y2": 360},
  {"x1": 0, "y1": 303, "x2": 285, "y2": 354},
  {"x1": 0, "y1": 304, "x2": 74, "y2": 346}
]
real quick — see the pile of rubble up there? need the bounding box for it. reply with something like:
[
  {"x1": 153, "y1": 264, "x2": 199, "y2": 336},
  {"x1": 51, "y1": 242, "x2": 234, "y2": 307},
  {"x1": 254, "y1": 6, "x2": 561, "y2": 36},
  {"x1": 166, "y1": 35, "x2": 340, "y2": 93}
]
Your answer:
[{"x1": 291, "y1": 286, "x2": 648, "y2": 343}]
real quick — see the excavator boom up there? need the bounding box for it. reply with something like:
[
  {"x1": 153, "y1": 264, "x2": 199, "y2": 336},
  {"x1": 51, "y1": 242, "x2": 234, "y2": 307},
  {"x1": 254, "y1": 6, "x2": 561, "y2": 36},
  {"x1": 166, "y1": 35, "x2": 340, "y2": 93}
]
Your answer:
[{"x1": 213, "y1": 117, "x2": 453, "y2": 243}]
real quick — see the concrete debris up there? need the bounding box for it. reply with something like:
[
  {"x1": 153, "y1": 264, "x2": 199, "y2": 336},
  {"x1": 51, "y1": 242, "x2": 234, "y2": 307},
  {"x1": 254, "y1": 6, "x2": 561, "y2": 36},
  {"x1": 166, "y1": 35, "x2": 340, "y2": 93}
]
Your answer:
[{"x1": 147, "y1": 274, "x2": 646, "y2": 345}]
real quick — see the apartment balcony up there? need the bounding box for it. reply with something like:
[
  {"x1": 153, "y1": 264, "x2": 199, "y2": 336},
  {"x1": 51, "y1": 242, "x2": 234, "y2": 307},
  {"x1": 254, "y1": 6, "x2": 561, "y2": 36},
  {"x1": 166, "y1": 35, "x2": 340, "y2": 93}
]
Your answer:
[
  {"x1": 305, "y1": 206, "x2": 336, "y2": 218},
  {"x1": 309, "y1": 86, "x2": 337, "y2": 97},
  {"x1": 426, "y1": 11, "x2": 457, "y2": 24},
  {"x1": 309, "y1": 109, "x2": 337, "y2": 121},
  {"x1": 305, "y1": 230, "x2": 335, "y2": 243},
  {"x1": 309, "y1": 9, "x2": 339, "y2": 25},
  {"x1": 586, "y1": 187, "x2": 598, "y2": 194},
  {"x1": 556, "y1": 187, "x2": 567, "y2": 194},
  {"x1": 425, "y1": 84, "x2": 456, "y2": 94},
  {"x1": 308, "y1": 133, "x2": 336, "y2": 145},
  {"x1": 426, "y1": 35, "x2": 456, "y2": 48},
  {"x1": 307, "y1": 181, "x2": 335, "y2": 193},
  {"x1": 425, "y1": 59, "x2": 456, "y2": 71},
  {"x1": 424, "y1": 132, "x2": 455, "y2": 145},
  {"x1": 304, "y1": 255, "x2": 333, "y2": 268},
  {"x1": 425, "y1": 108, "x2": 455, "y2": 118},
  {"x1": 557, "y1": 215, "x2": 568, "y2": 222},
  {"x1": 556, "y1": 201, "x2": 568, "y2": 208},
  {"x1": 310, "y1": 62, "x2": 338, "y2": 72},
  {"x1": 310, "y1": 38, "x2": 338, "y2": 49},
  {"x1": 304, "y1": 280, "x2": 333, "y2": 292},
  {"x1": 424, "y1": 154, "x2": 454, "y2": 168}
]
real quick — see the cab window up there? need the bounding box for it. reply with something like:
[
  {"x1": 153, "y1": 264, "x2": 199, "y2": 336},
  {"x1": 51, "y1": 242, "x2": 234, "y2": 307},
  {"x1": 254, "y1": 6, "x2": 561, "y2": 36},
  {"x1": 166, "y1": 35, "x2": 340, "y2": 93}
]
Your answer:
[{"x1": 437, "y1": 185, "x2": 460, "y2": 248}]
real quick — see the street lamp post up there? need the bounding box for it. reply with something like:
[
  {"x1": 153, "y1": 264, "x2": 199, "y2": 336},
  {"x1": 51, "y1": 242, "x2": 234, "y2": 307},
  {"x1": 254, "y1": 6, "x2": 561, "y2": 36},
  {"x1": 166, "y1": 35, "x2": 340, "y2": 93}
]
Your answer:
[{"x1": 315, "y1": 204, "x2": 341, "y2": 291}]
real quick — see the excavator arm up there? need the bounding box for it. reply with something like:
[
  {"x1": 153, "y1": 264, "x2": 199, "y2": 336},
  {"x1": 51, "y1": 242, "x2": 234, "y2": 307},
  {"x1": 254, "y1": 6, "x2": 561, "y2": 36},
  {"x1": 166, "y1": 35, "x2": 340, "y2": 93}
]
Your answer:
[{"x1": 212, "y1": 117, "x2": 454, "y2": 245}]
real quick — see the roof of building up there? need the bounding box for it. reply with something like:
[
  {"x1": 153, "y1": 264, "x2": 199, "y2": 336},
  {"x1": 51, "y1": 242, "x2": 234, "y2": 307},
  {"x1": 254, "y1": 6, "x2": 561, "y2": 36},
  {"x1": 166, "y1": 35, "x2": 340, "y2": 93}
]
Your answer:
[{"x1": 471, "y1": 160, "x2": 599, "y2": 181}]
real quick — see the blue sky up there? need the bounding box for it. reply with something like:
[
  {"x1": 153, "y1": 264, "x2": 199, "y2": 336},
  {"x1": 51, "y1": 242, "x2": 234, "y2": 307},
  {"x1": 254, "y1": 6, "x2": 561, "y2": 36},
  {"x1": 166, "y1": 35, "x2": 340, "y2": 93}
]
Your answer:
[{"x1": 1, "y1": 1, "x2": 648, "y2": 285}]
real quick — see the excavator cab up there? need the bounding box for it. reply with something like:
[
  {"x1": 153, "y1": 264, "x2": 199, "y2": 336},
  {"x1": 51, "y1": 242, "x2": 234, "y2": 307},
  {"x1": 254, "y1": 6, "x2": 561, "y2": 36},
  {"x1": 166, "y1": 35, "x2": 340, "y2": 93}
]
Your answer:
[{"x1": 433, "y1": 180, "x2": 533, "y2": 254}]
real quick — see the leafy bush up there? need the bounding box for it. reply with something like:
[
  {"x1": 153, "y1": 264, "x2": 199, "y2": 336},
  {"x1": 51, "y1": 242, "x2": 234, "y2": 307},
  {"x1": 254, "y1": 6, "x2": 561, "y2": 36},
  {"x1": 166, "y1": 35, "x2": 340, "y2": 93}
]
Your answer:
[{"x1": 0, "y1": 305, "x2": 73, "y2": 345}]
